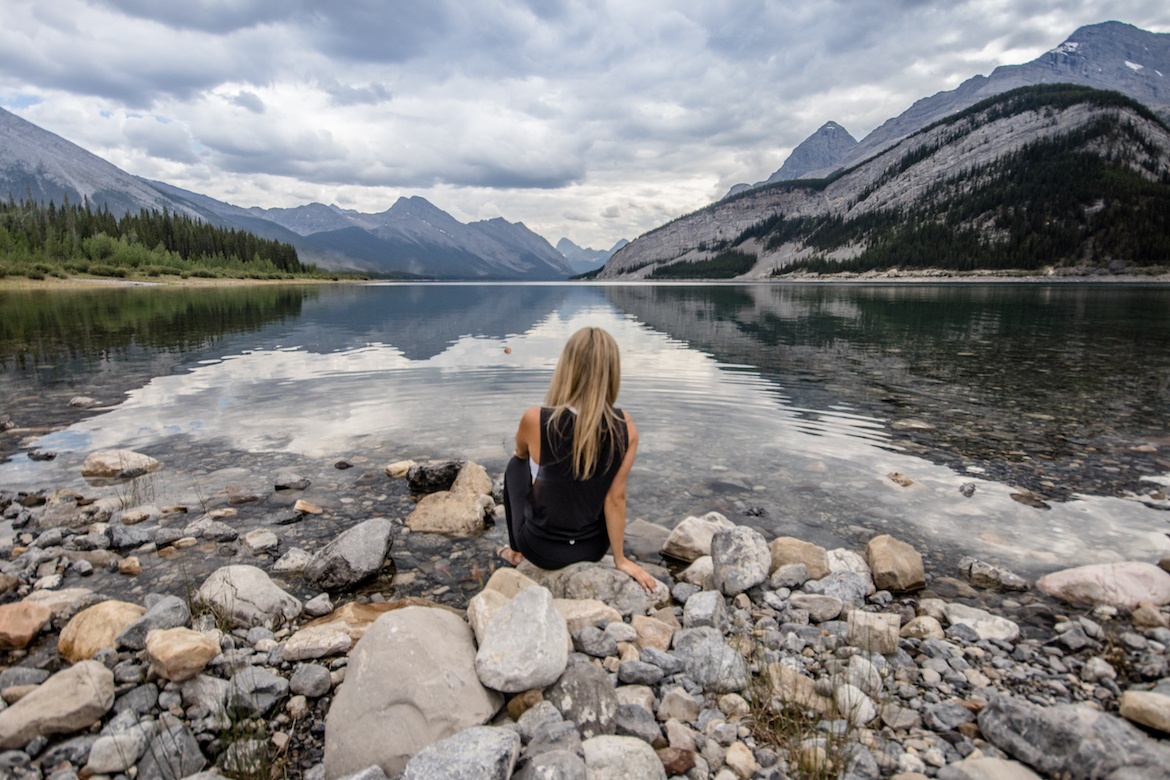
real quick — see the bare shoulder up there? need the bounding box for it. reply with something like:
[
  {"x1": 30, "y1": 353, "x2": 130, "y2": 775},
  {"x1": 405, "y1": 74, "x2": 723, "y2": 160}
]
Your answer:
[{"x1": 622, "y1": 410, "x2": 639, "y2": 442}]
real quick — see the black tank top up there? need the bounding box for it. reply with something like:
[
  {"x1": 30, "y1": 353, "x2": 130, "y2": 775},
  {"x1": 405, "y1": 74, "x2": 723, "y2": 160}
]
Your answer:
[{"x1": 529, "y1": 406, "x2": 628, "y2": 546}]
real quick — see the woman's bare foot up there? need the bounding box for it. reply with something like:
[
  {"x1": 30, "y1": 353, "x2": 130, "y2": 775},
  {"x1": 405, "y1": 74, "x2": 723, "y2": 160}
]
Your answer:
[{"x1": 496, "y1": 546, "x2": 525, "y2": 566}]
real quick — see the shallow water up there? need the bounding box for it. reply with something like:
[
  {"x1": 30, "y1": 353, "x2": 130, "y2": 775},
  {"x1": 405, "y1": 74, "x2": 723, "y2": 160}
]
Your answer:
[{"x1": 2, "y1": 281, "x2": 1168, "y2": 576}]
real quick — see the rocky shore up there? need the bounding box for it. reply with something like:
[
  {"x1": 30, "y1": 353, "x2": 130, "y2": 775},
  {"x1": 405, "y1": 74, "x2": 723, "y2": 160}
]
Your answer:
[{"x1": 2, "y1": 453, "x2": 1170, "y2": 780}]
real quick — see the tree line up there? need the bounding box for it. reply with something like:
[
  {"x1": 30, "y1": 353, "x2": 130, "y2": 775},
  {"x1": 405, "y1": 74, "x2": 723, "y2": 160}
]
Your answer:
[{"x1": 0, "y1": 197, "x2": 331, "y2": 280}]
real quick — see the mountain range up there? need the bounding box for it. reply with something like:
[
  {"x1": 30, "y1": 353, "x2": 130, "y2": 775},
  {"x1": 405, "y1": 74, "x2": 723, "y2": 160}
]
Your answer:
[
  {"x1": 556, "y1": 237, "x2": 630, "y2": 275},
  {"x1": 727, "y1": 21, "x2": 1170, "y2": 194},
  {"x1": 0, "y1": 106, "x2": 586, "y2": 279},
  {"x1": 601, "y1": 21, "x2": 1170, "y2": 279}
]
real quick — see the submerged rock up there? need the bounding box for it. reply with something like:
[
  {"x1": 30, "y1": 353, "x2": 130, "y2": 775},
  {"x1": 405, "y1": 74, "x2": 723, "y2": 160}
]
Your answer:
[
  {"x1": 303, "y1": 517, "x2": 394, "y2": 590},
  {"x1": 81, "y1": 449, "x2": 161, "y2": 479}
]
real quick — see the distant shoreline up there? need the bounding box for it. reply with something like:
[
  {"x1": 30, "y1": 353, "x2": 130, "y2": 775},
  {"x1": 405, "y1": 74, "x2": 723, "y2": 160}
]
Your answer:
[
  {"x1": 4, "y1": 271, "x2": 1170, "y2": 291},
  {"x1": 0, "y1": 275, "x2": 343, "y2": 291}
]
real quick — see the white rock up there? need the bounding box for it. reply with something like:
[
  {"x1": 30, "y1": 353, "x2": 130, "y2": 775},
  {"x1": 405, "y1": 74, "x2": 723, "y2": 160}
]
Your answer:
[
  {"x1": 834, "y1": 683, "x2": 877, "y2": 727},
  {"x1": 324, "y1": 607, "x2": 502, "y2": 779},
  {"x1": 242, "y1": 529, "x2": 279, "y2": 553},
  {"x1": 661, "y1": 512, "x2": 736, "y2": 562},
  {"x1": 196, "y1": 565, "x2": 302, "y2": 629},
  {"x1": 582, "y1": 735, "x2": 667, "y2": 780},
  {"x1": 943, "y1": 602, "x2": 1020, "y2": 642},
  {"x1": 710, "y1": 526, "x2": 771, "y2": 596},
  {"x1": 1037, "y1": 562, "x2": 1170, "y2": 608}
]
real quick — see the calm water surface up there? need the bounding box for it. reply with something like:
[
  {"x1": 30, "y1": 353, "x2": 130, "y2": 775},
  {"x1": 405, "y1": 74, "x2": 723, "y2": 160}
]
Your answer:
[{"x1": 2, "y1": 282, "x2": 1168, "y2": 574}]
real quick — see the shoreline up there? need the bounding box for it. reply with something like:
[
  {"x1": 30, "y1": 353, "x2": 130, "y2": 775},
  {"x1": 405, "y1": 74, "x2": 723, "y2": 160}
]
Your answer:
[
  {"x1": 0, "y1": 275, "x2": 347, "y2": 292},
  {"x1": 1, "y1": 458, "x2": 1169, "y2": 779},
  {"x1": 4, "y1": 270, "x2": 1170, "y2": 291}
]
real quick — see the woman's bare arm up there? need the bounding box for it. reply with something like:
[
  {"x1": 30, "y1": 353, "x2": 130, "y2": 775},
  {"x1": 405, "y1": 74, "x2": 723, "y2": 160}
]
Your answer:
[
  {"x1": 514, "y1": 406, "x2": 541, "y2": 463},
  {"x1": 604, "y1": 413, "x2": 656, "y2": 591}
]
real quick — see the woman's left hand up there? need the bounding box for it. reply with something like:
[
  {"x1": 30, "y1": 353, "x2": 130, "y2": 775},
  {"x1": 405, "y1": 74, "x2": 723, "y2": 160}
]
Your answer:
[{"x1": 616, "y1": 557, "x2": 657, "y2": 592}]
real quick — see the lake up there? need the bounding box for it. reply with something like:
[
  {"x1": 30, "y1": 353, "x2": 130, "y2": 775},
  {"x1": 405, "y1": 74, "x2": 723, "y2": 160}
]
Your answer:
[{"x1": 2, "y1": 281, "x2": 1169, "y2": 579}]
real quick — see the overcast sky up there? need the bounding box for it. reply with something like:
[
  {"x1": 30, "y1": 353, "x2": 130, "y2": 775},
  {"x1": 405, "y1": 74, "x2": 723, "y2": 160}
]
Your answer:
[{"x1": 2, "y1": 1, "x2": 1168, "y2": 249}]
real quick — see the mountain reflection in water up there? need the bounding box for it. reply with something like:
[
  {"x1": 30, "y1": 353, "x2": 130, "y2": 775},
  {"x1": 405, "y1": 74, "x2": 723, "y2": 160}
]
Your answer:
[{"x1": 1, "y1": 281, "x2": 1167, "y2": 573}]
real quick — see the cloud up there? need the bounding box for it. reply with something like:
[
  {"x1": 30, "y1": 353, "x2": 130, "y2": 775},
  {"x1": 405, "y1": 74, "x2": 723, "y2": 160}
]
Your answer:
[{"x1": 1, "y1": 0, "x2": 1168, "y2": 248}]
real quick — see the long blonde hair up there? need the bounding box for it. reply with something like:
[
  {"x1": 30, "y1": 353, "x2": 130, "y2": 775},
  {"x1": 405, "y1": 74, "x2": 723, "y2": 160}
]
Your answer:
[{"x1": 545, "y1": 327, "x2": 625, "y2": 479}]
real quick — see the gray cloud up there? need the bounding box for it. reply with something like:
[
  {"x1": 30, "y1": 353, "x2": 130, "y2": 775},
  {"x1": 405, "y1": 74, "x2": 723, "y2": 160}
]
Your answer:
[
  {"x1": 231, "y1": 91, "x2": 266, "y2": 114},
  {"x1": 1, "y1": 0, "x2": 1168, "y2": 248}
]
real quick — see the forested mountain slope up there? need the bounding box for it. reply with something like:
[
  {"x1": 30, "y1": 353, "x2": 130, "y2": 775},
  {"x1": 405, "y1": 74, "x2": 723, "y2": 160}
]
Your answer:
[{"x1": 599, "y1": 86, "x2": 1170, "y2": 279}]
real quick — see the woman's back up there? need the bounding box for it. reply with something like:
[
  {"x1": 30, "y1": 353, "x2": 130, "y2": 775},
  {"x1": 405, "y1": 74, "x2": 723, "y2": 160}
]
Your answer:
[{"x1": 530, "y1": 407, "x2": 628, "y2": 547}]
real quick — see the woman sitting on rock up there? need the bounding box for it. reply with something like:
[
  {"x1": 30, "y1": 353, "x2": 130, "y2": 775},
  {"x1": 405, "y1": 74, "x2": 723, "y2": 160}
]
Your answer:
[{"x1": 499, "y1": 326, "x2": 656, "y2": 592}]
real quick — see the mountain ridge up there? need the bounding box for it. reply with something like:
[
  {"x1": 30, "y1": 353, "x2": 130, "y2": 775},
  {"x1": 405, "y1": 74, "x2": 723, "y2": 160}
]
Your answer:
[
  {"x1": 0, "y1": 108, "x2": 572, "y2": 279},
  {"x1": 735, "y1": 21, "x2": 1170, "y2": 197},
  {"x1": 599, "y1": 85, "x2": 1170, "y2": 279}
]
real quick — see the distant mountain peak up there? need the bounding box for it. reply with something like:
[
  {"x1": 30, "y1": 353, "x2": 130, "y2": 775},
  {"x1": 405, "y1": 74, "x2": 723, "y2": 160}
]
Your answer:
[{"x1": 556, "y1": 236, "x2": 628, "y2": 275}]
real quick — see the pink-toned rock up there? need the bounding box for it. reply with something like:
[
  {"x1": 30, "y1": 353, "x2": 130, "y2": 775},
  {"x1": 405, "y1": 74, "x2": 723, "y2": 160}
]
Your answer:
[
  {"x1": 0, "y1": 601, "x2": 53, "y2": 649},
  {"x1": 283, "y1": 598, "x2": 456, "y2": 661},
  {"x1": 553, "y1": 598, "x2": 624, "y2": 635},
  {"x1": 403, "y1": 462, "x2": 495, "y2": 536},
  {"x1": 58, "y1": 601, "x2": 146, "y2": 663},
  {"x1": 1037, "y1": 562, "x2": 1170, "y2": 608},
  {"x1": 23, "y1": 588, "x2": 102, "y2": 621},
  {"x1": 483, "y1": 567, "x2": 539, "y2": 598},
  {"x1": 145, "y1": 628, "x2": 221, "y2": 682},
  {"x1": 80, "y1": 449, "x2": 160, "y2": 478},
  {"x1": 631, "y1": 614, "x2": 674, "y2": 652},
  {"x1": 768, "y1": 538, "x2": 830, "y2": 579},
  {"x1": 661, "y1": 512, "x2": 736, "y2": 562}
]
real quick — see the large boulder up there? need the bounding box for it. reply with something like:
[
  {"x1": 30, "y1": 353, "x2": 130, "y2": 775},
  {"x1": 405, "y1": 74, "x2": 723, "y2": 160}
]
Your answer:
[
  {"x1": 58, "y1": 600, "x2": 146, "y2": 662},
  {"x1": 978, "y1": 694, "x2": 1170, "y2": 778},
  {"x1": 0, "y1": 660, "x2": 115, "y2": 749},
  {"x1": 404, "y1": 462, "x2": 495, "y2": 536},
  {"x1": 660, "y1": 512, "x2": 736, "y2": 562},
  {"x1": 1036, "y1": 562, "x2": 1170, "y2": 608},
  {"x1": 475, "y1": 587, "x2": 569, "y2": 693},
  {"x1": 196, "y1": 565, "x2": 302, "y2": 629},
  {"x1": 303, "y1": 517, "x2": 394, "y2": 590},
  {"x1": 865, "y1": 534, "x2": 925, "y2": 592},
  {"x1": 81, "y1": 449, "x2": 161, "y2": 479},
  {"x1": 710, "y1": 526, "x2": 771, "y2": 596},
  {"x1": 324, "y1": 607, "x2": 502, "y2": 779}
]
